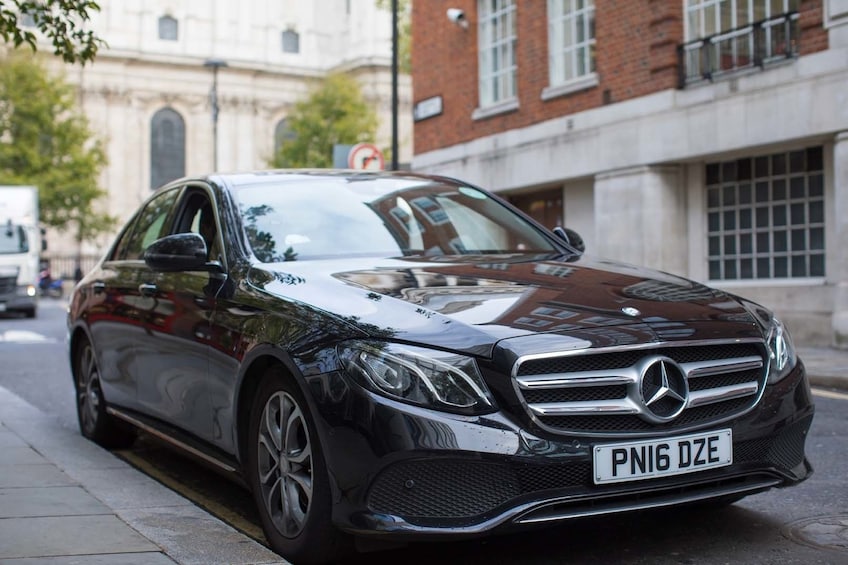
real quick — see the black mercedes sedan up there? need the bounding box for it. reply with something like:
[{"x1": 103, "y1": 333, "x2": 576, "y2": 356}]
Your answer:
[{"x1": 68, "y1": 170, "x2": 814, "y2": 564}]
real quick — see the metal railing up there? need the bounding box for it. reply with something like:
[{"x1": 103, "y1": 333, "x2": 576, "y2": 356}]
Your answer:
[
  {"x1": 39, "y1": 254, "x2": 101, "y2": 281},
  {"x1": 678, "y1": 11, "x2": 800, "y2": 88}
]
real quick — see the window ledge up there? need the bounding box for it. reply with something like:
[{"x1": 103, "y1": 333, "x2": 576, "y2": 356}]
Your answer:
[
  {"x1": 711, "y1": 277, "x2": 827, "y2": 288},
  {"x1": 541, "y1": 73, "x2": 599, "y2": 101},
  {"x1": 472, "y1": 98, "x2": 519, "y2": 121}
]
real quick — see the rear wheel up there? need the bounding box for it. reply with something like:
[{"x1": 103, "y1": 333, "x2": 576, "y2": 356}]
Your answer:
[
  {"x1": 247, "y1": 367, "x2": 351, "y2": 564},
  {"x1": 73, "y1": 339, "x2": 135, "y2": 449}
]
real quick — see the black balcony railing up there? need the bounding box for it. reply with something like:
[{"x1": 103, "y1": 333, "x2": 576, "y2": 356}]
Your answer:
[{"x1": 678, "y1": 11, "x2": 800, "y2": 88}]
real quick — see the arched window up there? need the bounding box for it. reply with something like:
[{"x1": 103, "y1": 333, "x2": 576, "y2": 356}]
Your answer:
[
  {"x1": 150, "y1": 108, "x2": 186, "y2": 189},
  {"x1": 158, "y1": 15, "x2": 178, "y2": 40},
  {"x1": 282, "y1": 29, "x2": 300, "y2": 53},
  {"x1": 274, "y1": 118, "x2": 296, "y2": 157}
]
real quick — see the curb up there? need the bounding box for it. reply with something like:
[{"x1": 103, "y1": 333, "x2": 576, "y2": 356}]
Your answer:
[{"x1": 808, "y1": 374, "x2": 848, "y2": 392}]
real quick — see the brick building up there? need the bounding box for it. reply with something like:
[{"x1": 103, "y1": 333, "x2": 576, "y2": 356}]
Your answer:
[{"x1": 410, "y1": 0, "x2": 848, "y2": 348}]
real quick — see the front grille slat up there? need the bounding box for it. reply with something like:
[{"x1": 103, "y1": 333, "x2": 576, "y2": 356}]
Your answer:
[
  {"x1": 683, "y1": 356, "x2": 764, "y2": 378},
  {"x1": 512, "y1": 341, "x2": 768, "y2": 436},
  {"x1": 529, "y1": 398, "x2": 640, "y2": 416},
  {"x1": 687, "y1": 382, "x2": 760, "y2": 407}
]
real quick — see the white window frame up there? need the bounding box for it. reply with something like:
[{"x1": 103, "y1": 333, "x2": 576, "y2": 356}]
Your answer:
[
  {"x1": 684, "y1": 0, "x2": 799, "y2": 40},
  {"x1": 542, "y1": 0, "x2": 597, "y2": 100},
  {"x1": 474, "y1": 0, "x2": 518, "y2": 119}
]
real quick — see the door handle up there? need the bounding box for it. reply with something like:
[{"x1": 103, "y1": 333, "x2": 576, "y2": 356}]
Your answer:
[
  {"x1": 92, "y1": 281, "x2": 106, "y2": 295},
  {"x1": 138, "y1": 283, "x2": 158, "y2": 297}
]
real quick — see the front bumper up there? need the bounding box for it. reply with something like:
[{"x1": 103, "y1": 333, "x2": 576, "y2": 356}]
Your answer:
[
  {"x1": 306, "y1": 361, "x2": 813, "y2": 538},
  {"x1": 0, "y1": 288, "x2": 37, "y2": 313}
]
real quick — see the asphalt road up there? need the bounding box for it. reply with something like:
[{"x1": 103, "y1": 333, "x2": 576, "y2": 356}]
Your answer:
[{"x1": 2, "y1": 299, "x2": 847, "y2": 564}]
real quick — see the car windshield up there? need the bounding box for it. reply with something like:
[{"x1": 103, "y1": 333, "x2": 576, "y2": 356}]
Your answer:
[
  {"x1": 232, "y1": 176, "x2": 559, "y2": 262},
  {"x1": 0, "y1": 223, "x2": 28, "y2": 254}
]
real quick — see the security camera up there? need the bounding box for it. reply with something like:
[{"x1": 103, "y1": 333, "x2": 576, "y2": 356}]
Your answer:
[{"x1": 446, "y1": 8, "x2": 468, "y2": 28}]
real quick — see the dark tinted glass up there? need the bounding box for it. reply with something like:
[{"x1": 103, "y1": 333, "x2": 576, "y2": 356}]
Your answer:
[
  {"x1": 120, "y1": 189, "x2": 181, "y2": 260},
  {"x1": 233, "y1": 177, "x2": 558, "y2": 262}
]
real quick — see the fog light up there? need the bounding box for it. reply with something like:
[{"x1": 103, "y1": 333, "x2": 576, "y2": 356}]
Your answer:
[{"x1": 26, "y1": 285, "x2": 37, "y2": 297}]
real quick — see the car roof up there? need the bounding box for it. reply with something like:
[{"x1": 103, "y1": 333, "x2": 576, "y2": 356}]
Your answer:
[{"x1": 190, "y1": 169, "x2": 458, "y2": 190}]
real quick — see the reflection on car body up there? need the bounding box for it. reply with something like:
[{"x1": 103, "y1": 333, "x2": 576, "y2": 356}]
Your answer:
[{"x1": 67, "y1": 170, "x2": 814, "y2": 564}]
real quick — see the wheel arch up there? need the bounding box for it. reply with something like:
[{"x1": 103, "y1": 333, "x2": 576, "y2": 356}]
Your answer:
[
  {"x1": 68, "y1": 324, "x2": 94, "y2": 383},
  {"x1": 234, "y1": 345, "x2": 313, "y2": 469}
]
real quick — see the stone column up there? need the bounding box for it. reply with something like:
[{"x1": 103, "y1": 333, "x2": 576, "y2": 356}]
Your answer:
[
  {"x1": 832, "y1": 132, "x2": 848, "y2": 348},
  {"x1": 593, "y1": 165, "x2": 687, "y2": 276}
]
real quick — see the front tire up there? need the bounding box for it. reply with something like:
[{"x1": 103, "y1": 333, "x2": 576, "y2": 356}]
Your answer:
[
  {"x1": 73, "y1": 339, "x2": 135, "y2": 449},
  {"x1": 247, "y1": 367, "x2": 351, "y2": 564}
]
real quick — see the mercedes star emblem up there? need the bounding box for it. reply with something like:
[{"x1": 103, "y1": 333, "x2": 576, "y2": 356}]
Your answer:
[{"x1": 639, "y1": 357, "x2": 689, "y2": 423}]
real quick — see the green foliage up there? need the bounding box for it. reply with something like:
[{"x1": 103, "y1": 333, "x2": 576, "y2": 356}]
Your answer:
[
  {"x1": 375, "y1": 0, "x2": 411, "y2": 73},
  {"x1": 0, "y1": 51, "x2": 114, "y2": 242},
  {"x1": 271, "y1": 73, "x2": 377, "y2": 168},
  {"x1": 0, "y1": 0, "x2": 103, "y2": 64}
]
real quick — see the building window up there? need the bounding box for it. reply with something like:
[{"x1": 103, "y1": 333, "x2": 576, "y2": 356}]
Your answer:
[
  {"x1": 547, "y1": 0, "x2": 595, "y2": 86},
  {"x1": 158, "y1": 15, "x2": 178, "y2": 41},
  {"x1": 20, "y1": 12, "x2": 36, "y2": 27},
  {"x1": 150, "y1": 108, "x2": 186, "y2": 190},
  {"x1": 706, "y1": 147, "x2": 824, "y2": 281},
  {"x1": 282, "y1": 29, "x2": 300, "y2": 53},
  {"x1": 273, "y1": 118, "x2": 296, "y2": 157},
  {"x1": 681, "y1": 0, "x2": 800, "y2": 84},
  {"x1": 477, "y1": 0, "x2": 517, "y2": 108}
]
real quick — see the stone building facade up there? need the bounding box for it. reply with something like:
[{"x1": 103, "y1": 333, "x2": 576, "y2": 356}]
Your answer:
[
  {"x1": 411, "y1": 0, "x2": 848, "y2": 347},
  {"x1": 39, "y1": 0, "x2": 411, "y2": 260}
]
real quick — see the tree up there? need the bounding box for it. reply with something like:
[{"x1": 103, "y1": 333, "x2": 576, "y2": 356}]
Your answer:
[
  {"x1": 375, "y1": 0, "x2": 411, "y2": 73},
  {"x1": 0, "y1": 51, "x2": 114, "y2": 246},
  {"x1": 0, "y1": 0, "x2": 103, "y2": 64},
  {"x1": 271, "y1": 73, "x2": 378, "y2": 168}
]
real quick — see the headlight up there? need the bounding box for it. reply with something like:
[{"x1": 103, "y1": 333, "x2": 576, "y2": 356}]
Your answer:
[
  {"x1": 766, "y1": 318, "x2": 797, "y2": 384},
  {"x1": 339, "y1": 341, "x2": 495, "y2": 415}
]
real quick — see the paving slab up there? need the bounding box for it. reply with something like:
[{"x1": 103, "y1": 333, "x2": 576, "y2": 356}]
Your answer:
[
  {"x1": 1, "y1": 447, "x2": 49, "y2": 466},
  {"x1": 0, "y1": 554, "x2": 176, "y2": 565},
  {"x1": 0, "y1": 465, "x2": 74, "y2": 489},
  {"x1": 0, "y1": 429, "x2": 26, "y2": 448},
  {"x1": 0, "y1": 515, "x2": 160, "y2": 559},
  {"x1": 0, "y1": 486, "x2": 110, "y2": 519}
]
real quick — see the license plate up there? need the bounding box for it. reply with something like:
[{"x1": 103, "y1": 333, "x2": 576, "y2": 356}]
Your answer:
[{"x1": 593, "y1": 429, "x2": 732, "y2": 484}]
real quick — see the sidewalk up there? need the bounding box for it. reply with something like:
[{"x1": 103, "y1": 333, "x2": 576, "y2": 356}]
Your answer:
[
  {"x1": 0, "y1": 386, "x2": 287, "y2": 565},
  {"x1": 0, "y1": 348, "x2": 844, "y2": 564}
]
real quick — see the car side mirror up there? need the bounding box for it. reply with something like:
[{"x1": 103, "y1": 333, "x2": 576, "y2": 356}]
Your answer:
[
  {"x1": 144, "y1": 233, "x2": 211, "y2": 272},
  {"x1": 553, "y1": 226, "x2": 586, "y2": 254}
]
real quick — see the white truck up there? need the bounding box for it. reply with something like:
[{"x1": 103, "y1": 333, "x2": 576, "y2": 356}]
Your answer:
[{"x1": 0, "y1": 186, "x2": 41, "y2": 317}]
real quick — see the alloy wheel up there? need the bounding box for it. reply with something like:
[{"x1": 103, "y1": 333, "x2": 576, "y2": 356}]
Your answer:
[
  {"x1": 77, "y1": 343, "x2": 101, "y2": 435},
  {"x1": 256, "y1": 390, "x2": 313, "y2": 538}
]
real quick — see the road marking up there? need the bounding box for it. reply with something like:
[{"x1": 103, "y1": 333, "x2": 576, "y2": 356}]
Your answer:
[
  {"x1": 812, "y1": 388, "x2": 848, "y2": 401},
  {"x1": 0, "y1": 330, "x2": 57, "y2": 344}
]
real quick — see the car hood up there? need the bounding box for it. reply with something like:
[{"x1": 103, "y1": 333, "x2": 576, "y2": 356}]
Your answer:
[{"x1": 248, "y1": 254, "x2": 763, "y2": 357}]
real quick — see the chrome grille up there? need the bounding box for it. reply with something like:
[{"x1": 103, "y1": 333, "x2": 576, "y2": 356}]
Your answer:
[{"x1": 513, "y1": 341, "x2": 767, "y2": 437}]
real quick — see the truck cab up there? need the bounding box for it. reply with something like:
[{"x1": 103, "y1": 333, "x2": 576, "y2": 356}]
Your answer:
[{"x1": 0, "y1": 186, "x2": 41, "y2": 318}]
